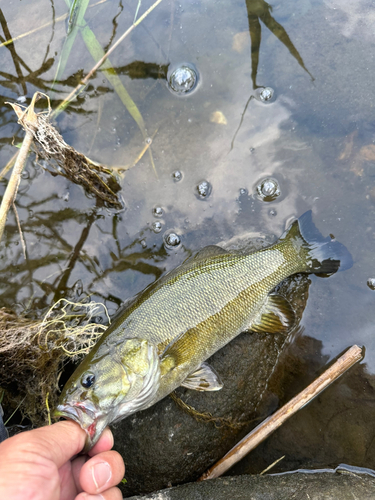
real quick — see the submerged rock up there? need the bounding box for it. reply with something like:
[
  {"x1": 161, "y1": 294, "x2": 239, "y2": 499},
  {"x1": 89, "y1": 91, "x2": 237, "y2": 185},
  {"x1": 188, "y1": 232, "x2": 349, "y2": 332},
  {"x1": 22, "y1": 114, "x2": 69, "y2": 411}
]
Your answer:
[
  {"x1": 126, "y1": 471, "x2": 375, "y2": 500},
  {"x1": 112, "y1": 273, "x2": 310, "y2": 497}
]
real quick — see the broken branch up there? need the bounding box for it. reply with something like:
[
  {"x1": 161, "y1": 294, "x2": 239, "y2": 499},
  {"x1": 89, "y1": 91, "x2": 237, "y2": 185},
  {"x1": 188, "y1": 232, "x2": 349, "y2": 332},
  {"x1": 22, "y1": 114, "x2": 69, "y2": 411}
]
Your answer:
[{"x1": 199, "y1": 344, "x2": 363, "y2": 481}]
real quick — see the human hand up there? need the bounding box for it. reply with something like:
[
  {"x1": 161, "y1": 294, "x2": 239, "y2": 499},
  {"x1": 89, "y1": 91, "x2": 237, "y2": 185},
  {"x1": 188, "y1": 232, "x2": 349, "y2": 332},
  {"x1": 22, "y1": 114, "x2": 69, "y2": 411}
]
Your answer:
[{"x1": 0, "y1": 420, "x2": 125, "y2": 500}]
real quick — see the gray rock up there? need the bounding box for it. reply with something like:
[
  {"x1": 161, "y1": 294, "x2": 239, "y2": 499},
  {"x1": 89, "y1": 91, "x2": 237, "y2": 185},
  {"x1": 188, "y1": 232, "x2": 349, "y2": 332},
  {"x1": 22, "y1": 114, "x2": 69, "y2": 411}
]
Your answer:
[{"x1": 126, "y1": 471, "x2": 375, "y2": 500}]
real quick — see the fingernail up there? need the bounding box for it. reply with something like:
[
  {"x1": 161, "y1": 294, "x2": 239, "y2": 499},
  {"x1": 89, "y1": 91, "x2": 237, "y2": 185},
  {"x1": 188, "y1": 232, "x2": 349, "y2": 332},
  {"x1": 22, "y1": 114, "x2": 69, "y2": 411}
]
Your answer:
[
  {"x1": 80, "y1": 495, "x2": 104, "y2": 500},
  {"x1": 92, "y1": 462, "x2": 112, "y2": 490},
  {"x1": 79, "y1": 494, "x2": 104, "y2": 500}
]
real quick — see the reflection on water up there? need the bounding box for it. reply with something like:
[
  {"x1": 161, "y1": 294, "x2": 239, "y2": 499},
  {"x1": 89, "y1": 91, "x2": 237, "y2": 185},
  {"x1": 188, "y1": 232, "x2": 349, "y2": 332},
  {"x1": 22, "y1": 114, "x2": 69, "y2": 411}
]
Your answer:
[
  {"x1": 0, "y1": 0, "x2": 375, "y2": 480},
  {"x1": 245, "y1": 0, "x2": 314, "y2": 89}
]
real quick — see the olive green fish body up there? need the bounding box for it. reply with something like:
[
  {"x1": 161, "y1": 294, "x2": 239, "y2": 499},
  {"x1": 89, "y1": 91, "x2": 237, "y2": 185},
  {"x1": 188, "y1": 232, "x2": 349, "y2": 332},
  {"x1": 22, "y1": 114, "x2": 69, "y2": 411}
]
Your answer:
[{"x1": 55, "y1": 211, "x2": 352, "y2": 450}]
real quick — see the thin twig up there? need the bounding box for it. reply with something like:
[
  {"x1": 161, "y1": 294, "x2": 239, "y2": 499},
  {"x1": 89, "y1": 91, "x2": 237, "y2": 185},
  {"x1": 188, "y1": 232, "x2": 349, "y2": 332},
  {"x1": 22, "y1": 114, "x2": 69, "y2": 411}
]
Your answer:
[
  {"x1": 53, "y1": 0, "x2": 164, "y2": 116},
  {"x1": 0, "y1": 129, "x2": 35, "y2": 243},
  {"x1": 199, "y1": 345, "x2": 363, "y2": 481},
  {"x1": 12, "y1": 201, "x2": 26, "y2": 259},
  {"x1": 260, "y1": 455, "x2": 285, "y2": 475},
  {"x1": 45, "y1": 392, "x2": 51, "y2": 426},
  {"x1": 0, "y1": 151, "x2": 17, "y2": 180},
  {"x1": 112, "y1": 128, "x2": 158, "y2": 173}
]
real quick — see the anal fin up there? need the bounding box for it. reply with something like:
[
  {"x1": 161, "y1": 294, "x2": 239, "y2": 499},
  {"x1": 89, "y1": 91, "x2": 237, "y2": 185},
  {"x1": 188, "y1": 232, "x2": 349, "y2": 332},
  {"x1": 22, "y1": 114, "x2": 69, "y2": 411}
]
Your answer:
[
  {"x1": 181, "y1": 362, "x2": 223, "y2": 392},
  {"x1": 250, "y1": 294, "x2": 295, "y2": 334}
]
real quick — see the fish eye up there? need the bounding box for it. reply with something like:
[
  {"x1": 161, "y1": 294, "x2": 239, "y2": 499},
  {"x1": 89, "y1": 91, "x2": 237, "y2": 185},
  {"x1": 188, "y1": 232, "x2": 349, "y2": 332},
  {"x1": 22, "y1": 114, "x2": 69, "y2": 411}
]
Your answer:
[{"x1": 81, "y1": 372, "x2": 95, "y2": 389}]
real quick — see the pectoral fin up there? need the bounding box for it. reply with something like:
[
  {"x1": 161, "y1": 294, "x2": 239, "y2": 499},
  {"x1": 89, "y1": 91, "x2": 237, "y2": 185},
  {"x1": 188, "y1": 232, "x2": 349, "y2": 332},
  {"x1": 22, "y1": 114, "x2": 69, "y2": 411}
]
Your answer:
[
  {"x1": 181, "y1": 362, "x2": 223, "y2": 392},
  {"x1": 250, "y1": 294, "x2": 295, "y2": 334}
]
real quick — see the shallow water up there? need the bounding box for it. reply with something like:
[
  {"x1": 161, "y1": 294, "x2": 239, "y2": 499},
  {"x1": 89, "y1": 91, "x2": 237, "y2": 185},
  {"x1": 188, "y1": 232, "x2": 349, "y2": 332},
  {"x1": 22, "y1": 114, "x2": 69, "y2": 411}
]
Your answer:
[{"x1": 0, "y1": 0, "x2": 375, "y2": 476}]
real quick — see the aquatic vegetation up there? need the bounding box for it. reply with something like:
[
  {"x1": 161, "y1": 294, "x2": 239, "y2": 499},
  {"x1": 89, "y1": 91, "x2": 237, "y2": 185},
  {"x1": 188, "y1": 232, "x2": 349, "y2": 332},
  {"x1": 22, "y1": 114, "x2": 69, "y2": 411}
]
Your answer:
[
  {"x1": 7, "y1": 94, "x2": 123, "y2": 210},
  {"x1": 0, "y1": 299, "x2": 108, "y2": 426}
]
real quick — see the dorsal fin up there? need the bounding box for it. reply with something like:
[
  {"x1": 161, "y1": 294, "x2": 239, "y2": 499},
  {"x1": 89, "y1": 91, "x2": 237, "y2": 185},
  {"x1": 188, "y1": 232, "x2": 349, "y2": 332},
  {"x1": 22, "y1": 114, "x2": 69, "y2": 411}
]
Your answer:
[{"x1": 192, "y1": 245, "x2": 229, "y2": 261}]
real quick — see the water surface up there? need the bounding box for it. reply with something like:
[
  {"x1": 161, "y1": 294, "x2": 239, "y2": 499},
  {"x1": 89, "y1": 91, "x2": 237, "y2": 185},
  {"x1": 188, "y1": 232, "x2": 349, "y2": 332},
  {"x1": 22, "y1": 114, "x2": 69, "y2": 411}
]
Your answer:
[{"x1": 0, "y1": 0, "x2": 375, "y2": 474}]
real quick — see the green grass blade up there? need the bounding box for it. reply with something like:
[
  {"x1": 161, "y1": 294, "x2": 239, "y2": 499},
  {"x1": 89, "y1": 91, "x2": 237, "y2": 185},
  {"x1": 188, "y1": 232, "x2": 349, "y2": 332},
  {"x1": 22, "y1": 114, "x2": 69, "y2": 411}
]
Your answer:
[
  {"x1": 50, "y1": 0, "x2": 91, "y2": 94},
  {"x1": 80, "y1": 24, "x2": 147, "y2": 136}
]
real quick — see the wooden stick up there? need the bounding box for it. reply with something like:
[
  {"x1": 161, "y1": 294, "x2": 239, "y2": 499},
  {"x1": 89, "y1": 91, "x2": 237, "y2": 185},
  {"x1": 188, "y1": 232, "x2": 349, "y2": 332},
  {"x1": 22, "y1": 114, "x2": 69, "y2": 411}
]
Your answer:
[
  {"x1": 0, "y1": 94, "x2": 39, "y2": 243},
  {"x1": 199, "y1": 344, "x2": 363, "y2": 481}
]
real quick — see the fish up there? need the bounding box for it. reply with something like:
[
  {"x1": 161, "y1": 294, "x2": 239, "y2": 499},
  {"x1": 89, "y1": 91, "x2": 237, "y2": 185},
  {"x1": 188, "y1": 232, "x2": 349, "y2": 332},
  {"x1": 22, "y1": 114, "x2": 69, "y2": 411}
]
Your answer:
[{"x1": 55, "y1": 211, "x2": 352, "y2": 452}]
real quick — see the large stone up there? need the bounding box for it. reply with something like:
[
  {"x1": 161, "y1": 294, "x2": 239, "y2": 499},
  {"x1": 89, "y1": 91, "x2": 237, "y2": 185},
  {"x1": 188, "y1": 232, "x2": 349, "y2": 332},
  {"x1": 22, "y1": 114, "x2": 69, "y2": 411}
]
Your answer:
[{"x1": 126, "y1": 471, "x2": 375, "y2": 500}]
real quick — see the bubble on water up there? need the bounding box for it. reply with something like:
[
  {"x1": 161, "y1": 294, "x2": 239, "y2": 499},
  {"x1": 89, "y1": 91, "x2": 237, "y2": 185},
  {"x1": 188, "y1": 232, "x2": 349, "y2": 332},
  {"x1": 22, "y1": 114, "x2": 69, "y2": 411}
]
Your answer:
[
  {"x1": 172, "y1": 170, "x2": 183, "y2": 182},
  {"x1": 164, "y1": 231, "x2": 181, "y2": 249},
  {"x1": 256, "y1": 178, "x2": 280, "y2": 202},
  {"x1": 21, "y1": 169, "x2": 29, "y2": 179},
  {"x1": 196, "y1": 180, "x2": 212, "y2": 199},
  {"x1": 249, "y1": 147, "x2": 255, "y2": 154},
  {"x1": 269, "y1": 209, "x2": 277, "y2": 217},
  {"x1": 255, "y1": 87, "x2": 275, "y2": 103},
  {"x1": 152, "y1": 221, "x2": 162, "y2": 233},
  {"x1": 167, "y1": 63, "x2": 199, "y2": 96},
  {"x1": 140, "y1": 239, "x2": 147, "y2": 248},
  {"x1": 367, "y1": 278, "x2": 375, "y2": 290},
  {"x1": 239, "y1": 188, "x2": 248, "y2": 196},
  {"x1": 153, "y1": 206, "x2": 163, "y2": 217}
]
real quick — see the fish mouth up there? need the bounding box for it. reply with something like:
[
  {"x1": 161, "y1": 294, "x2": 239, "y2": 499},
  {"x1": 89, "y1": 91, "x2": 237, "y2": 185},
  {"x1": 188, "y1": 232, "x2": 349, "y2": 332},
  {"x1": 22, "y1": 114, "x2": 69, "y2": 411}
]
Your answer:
[{"x1": 54, "y1": 402, "x2": 99, "y2": 452}]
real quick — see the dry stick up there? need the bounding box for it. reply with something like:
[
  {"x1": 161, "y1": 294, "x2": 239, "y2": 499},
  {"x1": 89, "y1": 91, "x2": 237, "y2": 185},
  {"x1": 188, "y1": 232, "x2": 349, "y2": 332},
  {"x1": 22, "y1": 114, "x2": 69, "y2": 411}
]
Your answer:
[
  {"x1": 199, "y1": 344, "x2": 363, "y2": 481},
  {"x1": 53, "y1": 0, "x2": 164, "y2": 117},
  {"x1": 0, "y1": 127, "x2": 35, "y2": 242}
]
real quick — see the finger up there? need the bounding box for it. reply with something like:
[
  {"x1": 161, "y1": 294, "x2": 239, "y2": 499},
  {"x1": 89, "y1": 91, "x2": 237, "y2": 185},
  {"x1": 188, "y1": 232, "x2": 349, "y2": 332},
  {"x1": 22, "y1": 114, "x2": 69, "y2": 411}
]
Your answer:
[
  {"x1": 76, "y1": 486, "x2": 123, "y2": 500},
  {"x1": 79, "y1": 450, "x2": 125, "y2": 494},
  {"x1": 2, "y1": 420, "x2": 86, "y2": 470},
  {"x1": 60, "y1": 454, "x2": 87, "y2": 500},
  {"x1": 88, "y1": 427, "x2": 114, "y2": 456}
]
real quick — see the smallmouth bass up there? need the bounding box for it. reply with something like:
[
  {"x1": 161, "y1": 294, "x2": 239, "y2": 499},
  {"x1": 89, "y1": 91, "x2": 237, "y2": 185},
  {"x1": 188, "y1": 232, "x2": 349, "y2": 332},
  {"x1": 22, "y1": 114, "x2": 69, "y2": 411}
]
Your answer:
[{"x1": 55, "y1": 211, "x2": 352, "y2": 451}]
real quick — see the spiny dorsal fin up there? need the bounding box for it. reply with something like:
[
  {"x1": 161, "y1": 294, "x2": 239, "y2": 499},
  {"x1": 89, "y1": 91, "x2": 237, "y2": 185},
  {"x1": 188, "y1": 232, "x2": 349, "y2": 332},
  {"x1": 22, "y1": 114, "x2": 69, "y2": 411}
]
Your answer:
[
  {"x1": 250, "y1": 294, "x2": 295, "y2": 334},
  {"x1": 192, "y1": 245, "x2": 228, "y2": 261},
  {"x1": 181, "y1": 362, "x2": 223, "y2": 392}
]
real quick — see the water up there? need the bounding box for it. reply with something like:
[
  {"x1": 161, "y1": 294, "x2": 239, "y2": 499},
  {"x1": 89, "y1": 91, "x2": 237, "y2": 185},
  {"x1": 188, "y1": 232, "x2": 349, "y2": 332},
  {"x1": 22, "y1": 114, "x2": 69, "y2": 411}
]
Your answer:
[{"x1": 0, "y1": 0, "x2": 375, "y2": 478}]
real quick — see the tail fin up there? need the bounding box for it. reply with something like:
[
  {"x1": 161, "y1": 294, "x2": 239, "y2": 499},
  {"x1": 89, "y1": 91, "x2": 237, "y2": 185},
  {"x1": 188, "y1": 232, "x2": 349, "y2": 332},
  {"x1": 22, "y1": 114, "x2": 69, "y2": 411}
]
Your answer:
[{"x1": 281, "y1": 211, "x2": 353, "y2": 274}]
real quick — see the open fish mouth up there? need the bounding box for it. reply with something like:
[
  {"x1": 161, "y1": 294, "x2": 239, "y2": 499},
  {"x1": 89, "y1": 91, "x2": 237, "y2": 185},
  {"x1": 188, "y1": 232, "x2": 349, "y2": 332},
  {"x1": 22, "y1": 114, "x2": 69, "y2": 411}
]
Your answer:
[{"x1": 54, "y1": 402, "x2": 99, "y2": 451}]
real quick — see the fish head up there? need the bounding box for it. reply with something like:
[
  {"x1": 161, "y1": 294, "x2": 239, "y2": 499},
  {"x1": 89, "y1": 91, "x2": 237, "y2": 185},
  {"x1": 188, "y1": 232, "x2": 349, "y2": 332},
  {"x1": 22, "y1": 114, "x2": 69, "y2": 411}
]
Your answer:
[{"x1": 55, "y1": 338, "x2": 160, "y2": 452}]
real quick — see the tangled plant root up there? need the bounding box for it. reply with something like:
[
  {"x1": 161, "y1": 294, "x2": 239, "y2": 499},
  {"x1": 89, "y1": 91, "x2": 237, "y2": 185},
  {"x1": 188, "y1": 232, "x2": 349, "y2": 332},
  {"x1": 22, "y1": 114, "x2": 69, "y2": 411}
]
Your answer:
[
  {"x1": 8, "y1": 92, "x2": 123, "y2": 210},
  {"x1": 169, "y1": 391, "x2": 252, "y2": 430},
  {"x1": 0, "y1": 299, "x2": 109, "y2": 427}
]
